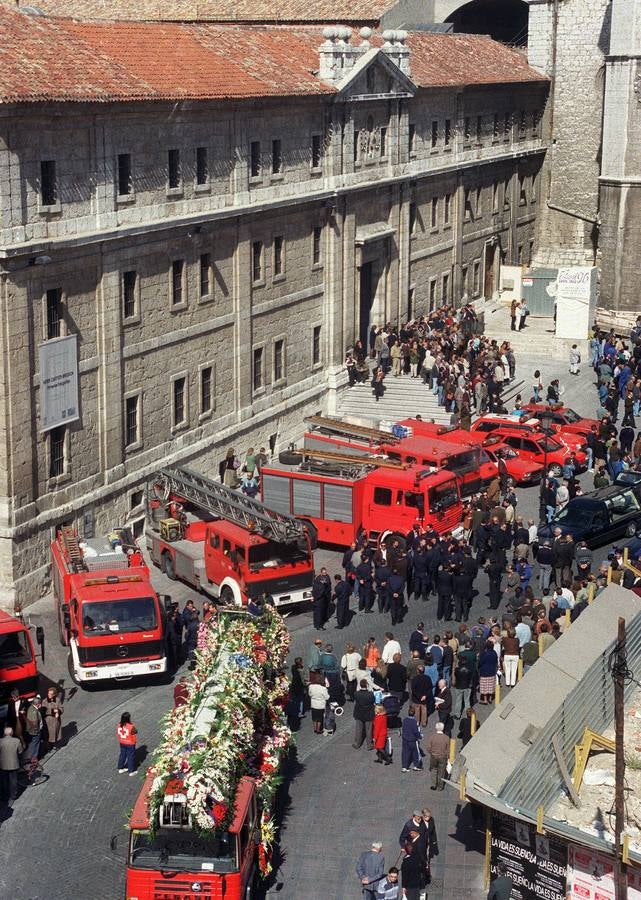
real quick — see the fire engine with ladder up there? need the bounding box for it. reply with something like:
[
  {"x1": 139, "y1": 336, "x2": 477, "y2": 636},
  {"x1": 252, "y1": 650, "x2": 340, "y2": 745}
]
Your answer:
[
  {"x1": 51, "y1": 526, "x2": 170, "y2": 685},
  {"x1": 146, "y1": 467, "x2": 315, "y2": 608}
]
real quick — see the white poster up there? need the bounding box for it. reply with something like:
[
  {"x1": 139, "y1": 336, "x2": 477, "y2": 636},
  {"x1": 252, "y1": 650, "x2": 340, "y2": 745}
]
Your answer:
[
  {"x1": 567, "y1": 843, "x2": 641, "y2": 899},
  {"x1": 555, "y1": 266, "x2": 598, "y2": 340},
  {"x1": 39, "y1": 334, "x2": 80, "y2": 432}
]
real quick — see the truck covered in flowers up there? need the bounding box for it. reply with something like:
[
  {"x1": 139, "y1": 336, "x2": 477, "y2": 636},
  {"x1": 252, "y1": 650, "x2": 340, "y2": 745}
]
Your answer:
[{"x1": 123, "y1": 608, "x2": 292, "y2": 900}]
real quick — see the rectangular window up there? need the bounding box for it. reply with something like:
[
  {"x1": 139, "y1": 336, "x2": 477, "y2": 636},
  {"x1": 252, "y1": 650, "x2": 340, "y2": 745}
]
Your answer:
[
  {"x1": 250, "y1": 141, "x2": 261, "y2": 178},
  {"x1": 171, "y1": 260, "x2": 184, "y2": 306},
  {"x1": 442, "y1": 273, "x2": 450, "y2": 302},
  {"x1": 517, "y1": 243, "x2": 524, "y2": 264},
  {"x1": 354, "y1": 130, "x2": 360, "y2": 163},
  {"x1": 493, "y1": 183, "x2": 499, "y2": 213},
  {"x1": 199, "y1": 253, "x2": 211, "y2": 298},
  {"x1": 409, "y1": 202, "x2": 417, "y2": 235},
  {"x1": 373, "y1": 486, "x2": 392, "y2": 506},
  {"x1": 429, "y1": 278, "x2": 437, "y2": 309},
  {"x1": 123, "y1": 271, "x2": 137, "y2": 319},
  {"x1": 504, "y1": 179, "x2": 510, "y2": 209},
  {"x1": 253, "y1": 347, "x2": 263, "y2": 392},
  {"x1": 493, "y1": 114, "x2": 500, "y2": 139},
  {"x1": 476, "y1": 186, "x2": 482, "y2": 216},
  {"x1": 431, "y1": 120, "x2": 438, "y2": 148},
  {"x1": 40, "y1": 160, "x2": 57, "y2": 207},
  {"x1": 473, "y1": 260, "x2": 481, "y2": 295},
  {"x1": 273, "y1": 236, "x2": 284, "y2": 277},
  {"x1": 252, "y1": 241, "x2": 263, "y2": 283},
  {"x1": 312, "y1": 325, "x2": 321, "y2": 366},
  {"x1": 444, "y1": 193, "x2": 451, "y2": 225},
  {"x1": 409, "y1": 123, "x2": 416, "y2": 153},
  {"x1": 519, "y1": 176, "x2": 527, "y2": 205},
  {"x1": 504, "y1": 112, "x2": 511, "y2": 138},
  {"x1": 168, "y1": 149, "x2": 181, "y2": 190},
  {"x1": 461, "y1": 265, "x2": 468, "y2": 291},
  {"x1": 464, "y1": 189, "x2": 473, "y2": 221},
  {"x1": 444, "y1": 119, "x2": 451, "y2": 146},
  {"x1": 380, "y1": 126, "x2": 387, "y2": 157},
  {"x1": 532, "y1": 109, "x2": 540, "y2": 136},
  {"x1": 312, "y1": 226, "x2": 322, "y2": 266},
  {"x1": 117, "y1": 153, "x2": 132, "y2": 196},
  {"x1": 311, "y1": 134, "x2": 322, "y2": 169},
  {"x1": 200, "y1": 366, "x2": 213, "y2": 415},
  {"x1": 431, "y1": 197, "x2": 438, "y2": 229},
  {"x1": 173, "y1": 377, "x2": 186, "y2": 427},
  {"x1": 464, "y1": 117, "x2": 471, "y2": 141},
  {"x1": 529, "y1": 239, "x2": 535, "y2": 262},
  {"x1": 271, "y1": 139, "x2": 282, "y2": 175},
  {"x1": 196, "y1": 146, "x2": 209, "y2": 185},
  {"x1": 46, "y1": 288, "x2": 62, "y2": 339},
  {"x1": 476, "y1": 115, "x2": 483, "y2": 143},
  {"x1": 125, "y1": 395, "x2": 139, "y2": 448},
  {"x1": 274, "y1": 339, "x2": 284, "y2": 382},
  {"x1": 49, "y1": 425, "x2": 66, "y2": 478}
]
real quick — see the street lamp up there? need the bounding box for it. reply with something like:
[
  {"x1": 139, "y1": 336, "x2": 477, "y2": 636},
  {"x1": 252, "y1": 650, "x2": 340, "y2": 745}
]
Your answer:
[{"x1": 537, "y1": 410, "x2": 556, "y2": 523}]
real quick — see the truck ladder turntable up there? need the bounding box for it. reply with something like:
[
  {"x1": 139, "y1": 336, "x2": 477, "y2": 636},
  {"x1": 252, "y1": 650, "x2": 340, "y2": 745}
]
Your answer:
[
  {"x1": 305, "y1": 414, "x2": 402, "y2": 445},
  {"x1": 151, "y1": 466, "x2": 307, "y2": 545}
]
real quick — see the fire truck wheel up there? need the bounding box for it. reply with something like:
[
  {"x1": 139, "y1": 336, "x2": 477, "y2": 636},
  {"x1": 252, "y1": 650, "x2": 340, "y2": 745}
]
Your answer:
[
  {"x1": 162, "y1": 551, "x2": 177, "y2": 581},
  {"x1": 297, "y1": 518, "x2": 318, "y2": 550},
  {"x1": 67, "y1": 651, "x2": 81, "y2": 687},
  {"x1": 57, "y1": 605, "x2": 69, "y2": 647},
  {"x1": 381, "y1": 530, "x2": 407, "y2": 552},
  {"x1": 278, "y1": 450, "x2": 303, "y2": 466},
  {"x1": 219, "y1": 585, "x2": 236, "y2": 607}
]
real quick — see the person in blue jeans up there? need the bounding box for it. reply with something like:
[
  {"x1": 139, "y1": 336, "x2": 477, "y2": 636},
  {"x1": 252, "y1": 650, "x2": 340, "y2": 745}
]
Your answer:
[{"x1": 117, "y1": 711, "x2": 138, "y2": 776}]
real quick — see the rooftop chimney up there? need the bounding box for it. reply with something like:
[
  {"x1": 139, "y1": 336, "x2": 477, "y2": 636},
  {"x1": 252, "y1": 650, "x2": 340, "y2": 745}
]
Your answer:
[
  {"x1": 381, "y1": 29, "x2": 411, "y2": 78},
  {"x1": 319, "y1": 25, "x2": 366, "y2": 83}
]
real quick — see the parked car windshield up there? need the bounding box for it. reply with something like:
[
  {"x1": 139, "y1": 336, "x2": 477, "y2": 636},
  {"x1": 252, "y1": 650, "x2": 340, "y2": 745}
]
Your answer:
[{"x1": 552, "y1": 504, "x2": 596, "y2": 530}]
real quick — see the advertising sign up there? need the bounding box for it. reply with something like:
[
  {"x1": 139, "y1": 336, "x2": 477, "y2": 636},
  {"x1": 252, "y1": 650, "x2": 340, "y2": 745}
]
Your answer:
[
  {"x1": 555, "y1": 266, "x2": 597, "y2": 340},
  {"x1": 39, "y1": 334, "x2": 80, "y2": 432},
  {"x1": 567, "y1": 843, "x2": 641, "y2": 899},
  {"x1": 490, "y1": 812, "x2": 567, "y2": 900}
]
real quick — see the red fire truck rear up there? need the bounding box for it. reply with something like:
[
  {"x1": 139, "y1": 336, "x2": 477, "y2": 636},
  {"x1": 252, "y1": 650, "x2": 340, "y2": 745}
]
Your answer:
[
  {"x1": 146, "y1": 467, "x2": 314, "y2": 608},
  {"x1": 52, "y1": 527, "x2": 169, "y2": 685},
  {"x1": 262, "y1": 445, "x2": 462, "y2": 548},
  {"x1": 0, "y1": 610, "x2": 43, "y2": 705},
  {"x1": 303, "y1": 415, "x2": 495, "y2": 496}
]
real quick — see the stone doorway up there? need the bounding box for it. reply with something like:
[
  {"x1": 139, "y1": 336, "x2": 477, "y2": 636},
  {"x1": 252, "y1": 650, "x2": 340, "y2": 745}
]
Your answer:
[
  {"x1": 484, "y1": 240, "x2": 498, "y2": 299},
  {"x1": 359, "y1": 261, "x2": 377, "y2": 347}
]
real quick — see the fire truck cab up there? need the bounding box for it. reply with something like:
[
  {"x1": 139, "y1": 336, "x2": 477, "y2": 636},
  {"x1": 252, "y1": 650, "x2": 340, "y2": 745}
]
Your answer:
[
  {"x1": 262, "y1": 447, "x2": 462, "y2": 548},
  {"x1": 146, "y1": 467, "x2": 314, "y2": 608},
  {"x1": 51, "y1": 527, "x2": 169, "y2": 685},
  {"x1": 0, "y1": 611, "x2": 42, "y2": 706}
]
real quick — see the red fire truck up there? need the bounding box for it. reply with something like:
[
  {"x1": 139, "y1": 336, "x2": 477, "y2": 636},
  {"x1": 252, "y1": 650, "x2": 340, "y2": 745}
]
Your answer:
[
  {"x1": 122, "y1": 608, "x2": 290, "y2": 900},
  {"x1": 52, "y1": 526, "x2": 170, "y2": 685},
  {"x1": 303, "y1": 415, "x2": 495, "y2": 496},
  {"x1": 146, "y1": 467, "x2": 314, "y2": 608},
  {"x1": 0, "y1": 610, "x2": 43, "y2": 705},
  {"x1": 262, "y1": 446, "x2": 462, "y2": 548}
]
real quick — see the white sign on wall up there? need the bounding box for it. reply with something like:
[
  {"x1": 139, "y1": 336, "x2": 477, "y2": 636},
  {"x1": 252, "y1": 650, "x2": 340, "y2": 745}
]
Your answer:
[
  {"x1": 555, "y1": 266, "x2": 598, "y2": 340},
  {"x1": 567, "y1": 843, "x2": 641, "y2": 899},
  {"x1": 39, "y1": 334, "x2": 80, "y2": 432}
]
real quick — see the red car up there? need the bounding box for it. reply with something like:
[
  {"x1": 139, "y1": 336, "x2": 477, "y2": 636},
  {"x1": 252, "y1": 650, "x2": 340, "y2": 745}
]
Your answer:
[
  {"x1": 520, "y1": 403, "x2": 600, "y2": 440},
  {"x1": 470, "y1": 413, "x2": 587, "y2": 456},
  {"x1": 470, "y1": 435, "x2": 543, "y2": 485},
  {"x1": 473, "y1": 424, "x2": 587, "y2": 476}
]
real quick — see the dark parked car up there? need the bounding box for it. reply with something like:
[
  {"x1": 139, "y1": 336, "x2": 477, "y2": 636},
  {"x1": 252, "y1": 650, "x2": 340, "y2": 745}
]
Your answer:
[
  {"x1": 538, "y1": 484, "x2": 641, "y2": 548},
  {"x1": 615, "y1": 470, "x2": 641, "y2": 488}
]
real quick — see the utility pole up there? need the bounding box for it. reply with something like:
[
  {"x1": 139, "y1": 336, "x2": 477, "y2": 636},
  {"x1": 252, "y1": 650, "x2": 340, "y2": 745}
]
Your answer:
[{"x1": 614, "y1": 616, "x2": 627, "y2": 900}]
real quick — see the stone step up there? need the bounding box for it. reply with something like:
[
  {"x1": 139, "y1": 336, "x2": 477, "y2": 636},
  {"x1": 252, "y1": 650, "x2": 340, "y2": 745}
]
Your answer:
[{"x1": 338, "y1": 380, "x2": 451, "y2": 425}]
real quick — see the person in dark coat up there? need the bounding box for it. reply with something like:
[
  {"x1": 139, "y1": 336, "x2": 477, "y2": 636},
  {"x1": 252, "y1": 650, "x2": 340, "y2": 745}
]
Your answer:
[
  {"x1": 488, "y1": 861, "x2": 514, "y2": 900},
  {"x1": 165, "y1": 609, "x2": 182, "y2": 671},
  {"x1": 356, "y1": 558, "x2": 374, "y2": 612},
  {"x1": 408, "y1": 623, "x2": 428, "y2": 659},
  {"x1": 398, "y1": 812, "x2": 428, "y2": 859},
  {"x1": 453, "y1": 566, "x2": 474, "y2": 623},
  {"x1": 487, "y1": 556, "x2": 503, "y2": 610},
  {"x1": 185, "y1": 610, "x2": 200, "y2": 667},
  {"x1": 400, "y1": 706, "x2": 423, "y2": 772},
  {"x1": 352, "y1": 680, "x2": 375, "y2": 749},
  {"x1": 311, "y1": 568, "x2": 331, "y2": 630},
  {"x1": 388, "y1": 570, "x2": 405, "y2": 625},
  {"x1": 289, "y1": 657, "x2": 306, "y2": 718},
  {"x1": 400, "y1": 839, "x2": 426, "y2": 900},
  {"x1": 412, "y1": 542, "x2": 431, "y2": 602},
  {"x1": 435, "y1": 679, "x2": 453, "y2": 735},
  {"x1": 333, "y1": 574, "x2": 351, "y2": 629},
  {"x1": 410, "y1": 666, "x2": 434, "y2": 728},
  {"x1": 374, "y1": 558, "x2": 391, "y2": 614},
  {"x1": 436, "y1": 564, "x2": 454, "y2": 621}
]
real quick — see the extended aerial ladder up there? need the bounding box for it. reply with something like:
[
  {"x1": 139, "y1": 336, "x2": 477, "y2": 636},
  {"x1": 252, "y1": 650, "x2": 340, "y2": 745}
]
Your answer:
[
  {"x1": 148, "y1": 466, "x2": 308, "y2": 545},
  {"x1": 305, "y1": 414, "x2": 403, "y2": 444}
]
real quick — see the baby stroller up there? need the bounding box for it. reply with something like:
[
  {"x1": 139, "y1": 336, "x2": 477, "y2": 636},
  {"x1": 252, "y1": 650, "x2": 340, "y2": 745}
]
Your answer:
[{"x1": 382, "y1": 692, "x2": 402, "y2": 730}]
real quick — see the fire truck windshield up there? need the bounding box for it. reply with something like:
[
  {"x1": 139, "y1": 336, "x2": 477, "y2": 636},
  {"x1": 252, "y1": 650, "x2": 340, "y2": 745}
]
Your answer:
[
  {"x1": 428, "y1": 481, "x2": 459, "y2": 512},
  {"x1": 0, "y1": 630, "x2": 32, "y2": 667},
  {"x1": 129, "y1": 829, "x2": 237, "y2": 873},
  {"x1": 248, "y1": 540, "x2": 309, "y2": 567},
  {"x1": 82, "y1": 597, "x2": 157, "y2": 636},
  {"x1": 445, "y1": 450, "x2": 479, "y2": 476}
]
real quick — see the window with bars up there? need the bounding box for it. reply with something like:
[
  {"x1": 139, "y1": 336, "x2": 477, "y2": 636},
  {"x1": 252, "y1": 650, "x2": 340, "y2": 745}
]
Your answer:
[
  {"x1": 196, "y1": 147, "x2": 209, "y2": 185},
  {"x1": 273, "y1": 236, "x2": 284, "y2": 277},
  {"x1": 250, "y1": 141, "x2": 261, "y2": 178},
  {"x1": 429, "y1": 279, "x2": 437, "y2": 310},
  {"x1": 173, "y1": 377, "x2": 186, "y2": 427},
  {"x1": 49, "y1": 426, "x2": 66, "y2": 478},
  {"x1": 311, "y1": 134, "x2": 322, "y2": 169},
  {"x1": 46, "y1": 288, "x2": 62, "y2": 339},
  {"x1": 200, "y1": 366, "x2": 213, "y2": 415},
  {"x1": 40, "y1": 160, "x2": 57, "y2": 207},
  {"x1": 473, "y1": 260, "x2": 481, "y2": 295},
  {"x1": 117, "y1": 154, "x2": 132, "y2": 196},
  {"x1": 125, "y1": 395, "x2": 139, "y2": 448},
  {"x1": 253, "y1": 347, "x2": 263, "y2": 392},
  {"x1": 171, "y1": 260, "x2": 184, "y2": 305},
  {"x1": 252, "y1": 241, "x2": 263, "y2": 283},
  {"x1": 442, "y1": 273, "x2": 450, "y2": 301},
  {"x1": 380, "y1": 126, "x2": 387, "y2": 158},
  {"x1": 312, "y1": 226, "x2": 322, "y2": 266},
  {"x1": 274, "y1": 339, "x2": 284, "y2": 382},
  {"x1": 353, "y1": 130, "x2": 360, "y2": 163},
  {"x1": 168, "y1": 149, "x2": 181, "y2": 190},
  {"x1": 312, "y1": 325, "x2": 321, "y2": 366},
  {"x1": 199, "y1": 254, "x2": 211, "y2": 298},
  {"x1": 444, "y1": 193, "x2": 451, "y2": 226},
  {"x1": 271, "y1": 139, "x2": 282, "y2": 175},
  {"x1": 123, "y1": 271, "x2": 137, "y2": 319}
]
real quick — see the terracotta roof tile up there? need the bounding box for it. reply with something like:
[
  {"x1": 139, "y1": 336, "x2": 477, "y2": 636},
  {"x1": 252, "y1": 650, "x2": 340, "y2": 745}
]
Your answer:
[{"x1": 0, "y1": 10, "x2": 546, "y2": 105}]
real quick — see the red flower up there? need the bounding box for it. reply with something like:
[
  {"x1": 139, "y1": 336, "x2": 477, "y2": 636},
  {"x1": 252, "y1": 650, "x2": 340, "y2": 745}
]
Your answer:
[{"x1": 211, "y1": 802, "x2": 228, "y2": 824}]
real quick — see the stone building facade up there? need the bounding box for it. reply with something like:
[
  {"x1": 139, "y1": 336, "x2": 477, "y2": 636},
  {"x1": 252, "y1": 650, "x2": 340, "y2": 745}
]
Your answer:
[{"x1": 0, "y1": 9, "x2": 547, "y2": 606}]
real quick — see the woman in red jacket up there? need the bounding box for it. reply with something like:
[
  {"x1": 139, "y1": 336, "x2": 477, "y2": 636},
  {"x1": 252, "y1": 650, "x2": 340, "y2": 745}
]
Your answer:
[
  {"x1": 117, "y1": 711, "x2": 138, "y2": 776},
  {"x1": 373, "y1": 704, "x2": 392, "y2": 765}
]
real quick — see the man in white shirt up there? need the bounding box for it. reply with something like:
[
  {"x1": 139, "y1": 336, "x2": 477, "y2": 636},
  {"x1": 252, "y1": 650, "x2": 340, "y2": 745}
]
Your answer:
[
  {"x1": 555, "y1": 480, "x2": 569, "y2": 512},
  {"x1": 381, "y1": 632, "x2": 402, "y2": 664},
  {"x1": 528, "y1": 519, "x2": 538, "y2": 545}
]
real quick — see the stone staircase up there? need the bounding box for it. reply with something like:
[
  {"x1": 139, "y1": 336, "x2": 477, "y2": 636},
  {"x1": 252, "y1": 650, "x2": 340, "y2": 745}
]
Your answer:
[{"x1": 337, "y1": 374, "x2": 451, "y2": 426}]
